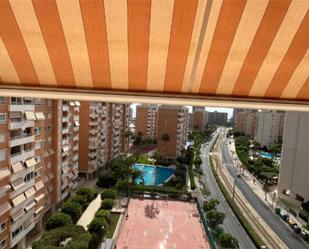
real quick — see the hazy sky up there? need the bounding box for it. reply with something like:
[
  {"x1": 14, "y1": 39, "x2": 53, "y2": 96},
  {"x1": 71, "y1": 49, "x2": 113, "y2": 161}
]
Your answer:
[{"x1": 131, "y1": 104, "x2": 233, "y2": 119}]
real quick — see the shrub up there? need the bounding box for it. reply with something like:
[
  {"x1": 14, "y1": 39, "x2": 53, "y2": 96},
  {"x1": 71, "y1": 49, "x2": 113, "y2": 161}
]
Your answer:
[
  {"x1": 97, "y1": 168, "x2": 117, "y2": 188},
  {"x1": 32, "y1": 225, "x2": 91, "y2": 249},
  {"x1": 76, "y1": 188, "x2": 98, "y2": 202},
  {"x1": 71, "y1": 195, "x2": 88, "y2": 210},
  {"x1": 88, "y1": 217, "x2": 109, "y2": 235},
  {"x1": 101, "y1": 198, "x2": 115, "y2": 210},
  {"x1": 62, "y1": 202, "x2": 83, "y2": 223},
  {"x1": 218, "y1": 233, "x2": 239, "y2": 249},
  {"x1": 299, "y1": 210, "x2": 309, "y2": 223},
  {"x1": 45, "y1": 212, "x2": 72, "y2": 231},
  {"x1": 95, "y1": 210, "x2": 111, "y2": 223},
  {"x1": 206, "y1": 210, "x2": 226, "y2": 229},
  {"x1": 203, "y1": 199, "x2": 220, "y2": 212},
  {"x1": 101, "y1": 189, "x2": 117, "y2": 200}
]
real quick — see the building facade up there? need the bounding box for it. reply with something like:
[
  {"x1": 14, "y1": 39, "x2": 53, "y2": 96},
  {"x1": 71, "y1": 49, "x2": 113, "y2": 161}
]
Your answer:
[
  {"x1": 235, "y1": 111, "x2": 256, "y2": 138},
  {"x1": 254, "y1": 110, "x2": 280, "y2": 147},
  {"x1": 192, "y1": 107, "x2": 207, "y2": 132},
  {"x1": 157, "y1": 106, "x2": 189, "y2": 160},
  {"x1": 135, "y1": 104, "x2": 158, "y2": 139},
  {"x1": 207, "y1": 111, "x2": 228, "y2": 126},
  {"x1": 0, "y1": 97, "x2": 58, "y2": 249},
  {"x1": 79, "y1": 102, "x2": 130, "y2": 179},
  {"x1": 278, "y1": 112, "x2": 309, "y2": 206}
]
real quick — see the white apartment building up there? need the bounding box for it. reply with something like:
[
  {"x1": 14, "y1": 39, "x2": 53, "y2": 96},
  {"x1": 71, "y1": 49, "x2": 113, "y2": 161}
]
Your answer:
[
  {"x1": 254, "y1": 110, "x2": 280, "y2": 147},
  {"x1": 278, "y1": 112, "x2": 309, "y2": 206}
]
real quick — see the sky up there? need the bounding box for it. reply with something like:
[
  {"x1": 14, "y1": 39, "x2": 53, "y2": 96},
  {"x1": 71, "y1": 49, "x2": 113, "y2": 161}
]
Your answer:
[{"x1": 131, "y1": 103, "x2": 233, "y2": 119}]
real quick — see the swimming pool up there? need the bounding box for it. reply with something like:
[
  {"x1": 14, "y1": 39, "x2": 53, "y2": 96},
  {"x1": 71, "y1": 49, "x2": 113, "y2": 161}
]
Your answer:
[
  {"x1": 261, "y1": 152, "x2": 273, "y2": 159},
  {"x1": 133, "y1": 164, "x2": 175, "y2": 186}
]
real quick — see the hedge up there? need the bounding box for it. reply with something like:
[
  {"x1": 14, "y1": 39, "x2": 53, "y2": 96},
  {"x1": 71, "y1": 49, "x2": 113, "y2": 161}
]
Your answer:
[
  {"x1": 209, "y1": 155, "x2": 265, "y2": 248},
  {"x1": 45, "y1": 212, "x2": 73, "y2": 231},
  {"x1": 95, "y1": 209, "x2": 111, "y2": 223},
  {"x1": 62, "y1": 202, "x2": 83, "y2": 223},
  {"x1": 101, "y1": 189, "x2": 117, "y2": 200},
  {"x1": 101, "y1": 198, "x2": 115, "y2": 210},
  {"x1": 76, "y1": 188, "x2": 98, "y2": 203},
  {"x1": 32, "y1": 225, "x2": 91, "y2": 249}
]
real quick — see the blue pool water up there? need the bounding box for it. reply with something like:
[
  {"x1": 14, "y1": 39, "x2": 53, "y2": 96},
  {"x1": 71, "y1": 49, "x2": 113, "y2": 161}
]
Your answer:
[
  {"x1": 133, "y1": 164, "x2": 175, "y2": 186},
  {"x1": 261, "y1": 152, "x2": 273, "y2": 159}
]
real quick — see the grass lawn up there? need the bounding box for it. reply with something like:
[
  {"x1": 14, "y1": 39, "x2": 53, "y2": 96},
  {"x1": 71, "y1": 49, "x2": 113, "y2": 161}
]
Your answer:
[{"x1": 107, "y1": 213, "x2": 121, "y2": 239}]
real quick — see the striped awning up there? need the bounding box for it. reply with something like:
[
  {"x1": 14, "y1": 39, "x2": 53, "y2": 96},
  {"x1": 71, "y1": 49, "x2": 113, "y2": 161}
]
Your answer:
[{"x1": 0, "y1": 0, "x2": 308, "y2": 103}]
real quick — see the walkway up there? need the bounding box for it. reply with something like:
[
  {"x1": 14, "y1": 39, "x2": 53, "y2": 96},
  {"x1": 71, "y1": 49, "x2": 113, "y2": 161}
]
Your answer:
[{"x1": 77, "y1": 195, "x2": 101, "y2": 230}]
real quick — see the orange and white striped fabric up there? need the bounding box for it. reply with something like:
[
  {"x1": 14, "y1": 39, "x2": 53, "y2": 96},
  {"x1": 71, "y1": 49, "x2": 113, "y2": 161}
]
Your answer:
[{"x1": 0, "y1": 0, "x2": 308, "y2": 101}]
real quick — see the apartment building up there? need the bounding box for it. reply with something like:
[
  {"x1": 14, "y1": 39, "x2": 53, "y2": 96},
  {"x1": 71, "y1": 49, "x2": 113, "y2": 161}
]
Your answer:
[
  {"x1": 0, "y1": 97, "x2": 56, "y2": 249},
  {"x1": 254, "y1": 110, "x2": 280, "y2": 147},
  {"x1": 235, "y1": 111, "x2": 256, "y2": 138},
  {"x1": 135, "y1": 104, "x2": 158, "y2": 139},
  {"x1": 278, "y1": 112, "x2": 309, "y2": 206},
  {"x1": 278, "y1": 111, "x2": 286, "y2": 137},
  {"x1": 53, "y1": 100, "x2": 80, "y2": 205},
  {"x1": 192, "y1": 107, "x2": 207, "y2": 132},
  {"x1": 207, "y1": 111, "x2": 228, "y2": 126},
  {"x1": 157, "y1": 106, "x2": 189, "y2": 160},
  {"x1": 109, "y1": 104, "x2": 130, "y2": 160},
  {"x1": 232, "y1": 108, "x2": 245, "y2": 123},
  {"x1": 79, "y1": 102, "x2": 110, "y2": 179}
]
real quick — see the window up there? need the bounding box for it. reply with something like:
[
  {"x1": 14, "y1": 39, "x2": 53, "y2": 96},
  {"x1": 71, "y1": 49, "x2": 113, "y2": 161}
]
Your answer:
[
  {"x1": 0, "y1": 222, "x2": 6, "y2": 234},
  {"x1": 0, "y1": 239, "x2": 6, "y2": 249},
  {"x1": 0, "y1": 150, "x2": 6, "y2": 162},
  {"x1": 0, "y1": 97, "x2": 4, "y2": 105},
  {"x1": 0, "y1": 113, "x2": 6, "y2": 123},
  {"x1": 12, "y1": 226, "x2": 22, "y2": 238},
  {"x1": 47, "y1": 124, "x2": 52, "y2": 132},
  {"x1": 24, "y1": 172, "x2": 34, "y2": 183},
  {"x1": 34, "y1": 142, "x2": 41, "y2": 150},
  {"x1": 34, "y1": 127, "x2": 41, "y2": 135},
  {"x1": 35, "y1": 156, "x2": 41, "y2": 163},
  {"x1": 0, "y1": 133, "x2": 5, "y2": 143}
]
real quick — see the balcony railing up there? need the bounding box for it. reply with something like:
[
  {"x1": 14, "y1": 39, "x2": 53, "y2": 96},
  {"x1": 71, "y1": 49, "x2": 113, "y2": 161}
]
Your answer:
[{"x1": 9, "y1": 134, "x2": 35, "y2": 148}]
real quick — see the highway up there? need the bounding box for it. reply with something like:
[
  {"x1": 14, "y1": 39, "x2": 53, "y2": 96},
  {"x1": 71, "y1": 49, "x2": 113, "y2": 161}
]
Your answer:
[
  {"x1": 220, "y1": 129, "x2": 309, "y2": 249},
  {"x1": 200, "y1": 131, "x2": 256, "y2": 249}
]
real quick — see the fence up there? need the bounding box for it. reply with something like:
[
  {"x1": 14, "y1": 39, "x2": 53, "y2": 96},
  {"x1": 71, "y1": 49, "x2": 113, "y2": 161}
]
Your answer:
[{"x1": 196, "y1": 192, "x2": 217, "y2": 249}]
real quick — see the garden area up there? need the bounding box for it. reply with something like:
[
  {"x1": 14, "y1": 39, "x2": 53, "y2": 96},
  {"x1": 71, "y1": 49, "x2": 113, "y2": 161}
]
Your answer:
[
  {"x1": 233, "y1": 131, "x2": 280, "y2": 185},
  {"x1": 32, "y1": 187, "x2": 121, "y2": 249}
]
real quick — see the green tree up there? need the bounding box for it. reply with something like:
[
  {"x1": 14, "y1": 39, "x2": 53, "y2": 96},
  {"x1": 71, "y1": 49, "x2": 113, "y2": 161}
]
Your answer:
[
  {"x1": 45, "y1": 212, "x2": 72, "y2": 231},
  {"x1": 88, "y1": 217, "x2": 108, "y2": 235},
  {"x1": 62, "y1": 202, "x2": 83, "y2": 223},
  {"x1": 101, "y1": 198, "x2": 115, "y2": 210},
  {"x1": 153, "y1": 151, "x2": 163, "y2": 164},
  {"x1": 218, "y1": 233, "x2": 239, "y2": 249},
  {"x1": 97, "y1": 168, "x2": 117, "y2": 187},
  {"x1": 71, "y1": 195, "x2": 88, "y2": 210},
  {"x1": 95, "y1": 210, "x2": 111, "y2": 223},
  {"x1": 101, "y1": 189, "x2": 117, "y2": 200},
  {"x1": 206, "y1": 210, "x2": 226, "y2": 229},
  {"x1": 76, "y1": 187, "x2": 98, "y2": 202},
  {"x1": 203, "y1": 199, "x2": 220, "y2": 212}
]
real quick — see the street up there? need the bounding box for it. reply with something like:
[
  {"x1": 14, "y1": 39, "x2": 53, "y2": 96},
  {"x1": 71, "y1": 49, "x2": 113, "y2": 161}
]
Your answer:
[
  {"x1": 220, "y1": 129, "x2": 309, "y2": 249},
  {"x1": 200, "y1": 132, "x2": 256, "y2": 249}
]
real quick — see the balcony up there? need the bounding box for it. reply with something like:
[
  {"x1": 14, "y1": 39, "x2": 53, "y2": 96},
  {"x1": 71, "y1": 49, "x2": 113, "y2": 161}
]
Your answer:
[
  {"x1": 62, "y1": 128, "x2": 69, "y2": 134},
  {"x1": 73, "y1": 135, "x2": 79, "y2": 142},
  {"x1": 9, "y1": 103, "x2": 34, "y2": 112},
  {"x1": 72, "y1": 154, "x2": 78, "y2": 162},
  {"x1": 10, "y1": 179, "x2": 35, "y2": 199},
  {"x1": 9, "y1": 119, "x2": 34, "y2": 130},
  {"x1": 10, "y1": 149, "x2": 34, "y2": 165},
  {"x1": 89, "y1": 120, "x2": 98, "y2": 126},
  {"x1": 62, "y1": 105, "x2": 69, "y2": 112},
  {"x1": 73, "y1": 126, "x2": 79, "y2": 132},
  {"x1": 9, "y1": 134, "x2": 35, "y2": 148},
  {"x1": 10, "y1": 220, "x2": 35, "y2": 248}
]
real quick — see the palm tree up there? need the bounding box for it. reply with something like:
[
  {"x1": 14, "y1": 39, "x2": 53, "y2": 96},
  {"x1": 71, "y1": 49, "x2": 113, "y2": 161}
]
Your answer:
[{"x1": 161, "y1": 132, "x2": 170, "y2": 159}]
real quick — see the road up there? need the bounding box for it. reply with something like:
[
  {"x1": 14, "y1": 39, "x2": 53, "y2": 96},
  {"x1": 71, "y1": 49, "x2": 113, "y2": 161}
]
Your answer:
[
  {"x1": 220, "y1": 129, "x2": 309, "y2": 249},
  {"x1": 200, "y1": 130, "x2": 256, "y2": 249}
]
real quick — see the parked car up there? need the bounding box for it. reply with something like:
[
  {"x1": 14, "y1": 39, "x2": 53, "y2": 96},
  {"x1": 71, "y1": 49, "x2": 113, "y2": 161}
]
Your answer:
[
  {"x1": 291, "y1": 224, "x2": 301, "y2": 234},
  {"x1": 280, "y1": 214, "x2": 289, "y2": 222}
]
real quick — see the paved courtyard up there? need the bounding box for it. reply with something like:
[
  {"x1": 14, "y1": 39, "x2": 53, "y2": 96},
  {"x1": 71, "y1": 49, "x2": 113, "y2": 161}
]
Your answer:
[{"x1": 116, "y1": 198, "x2": 210, "y2": 249}]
